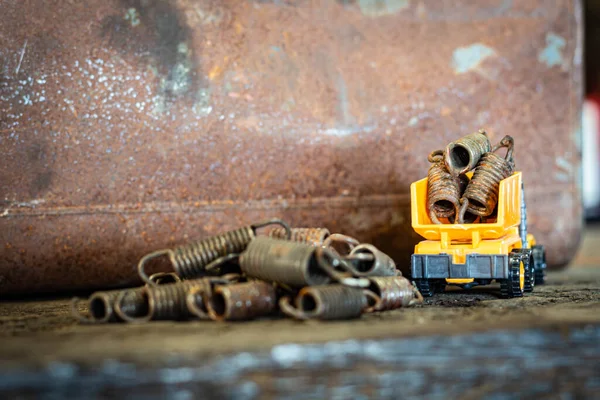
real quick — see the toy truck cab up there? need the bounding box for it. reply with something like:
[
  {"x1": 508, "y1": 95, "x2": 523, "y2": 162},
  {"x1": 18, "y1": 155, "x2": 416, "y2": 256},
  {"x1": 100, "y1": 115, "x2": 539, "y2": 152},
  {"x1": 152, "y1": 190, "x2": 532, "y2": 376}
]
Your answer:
[{"x1": 410, "y1": 171, "x2": 547, "y2": 298}]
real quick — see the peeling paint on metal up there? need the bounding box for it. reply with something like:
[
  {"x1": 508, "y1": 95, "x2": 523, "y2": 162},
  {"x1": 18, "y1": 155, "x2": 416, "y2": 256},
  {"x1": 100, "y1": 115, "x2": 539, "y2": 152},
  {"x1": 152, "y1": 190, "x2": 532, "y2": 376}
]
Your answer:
[
  {"x1": 554, "y1": 172, "x2": 571, "y2": 183},
  {"x1": 355, "y1": 0, "x2": 410, "y2": 17},
  {"x1": 192, "y1": 88, "x2": 213, "y2": 116},
  {"x1": 124, "y1": 8, "x2": 141, "y2": 27},
  {"x1": 321, "y1": 125, "x2": 376, "y2": 137},
  {"x1": 337, "y1": 73, "x2": 353, "y2": 125},
  {"x1": 555, "y1": 156, "x2": 575, "y2": 183},
  {"x1": 556, "y1": 156, "x2": 574, "y2": 174},
  {"x1": 451, "y1": 44, "x2": 496, "y2": 74},
  {"x1": 538, "y1": 33, "x2": 566, "y2": 68}
]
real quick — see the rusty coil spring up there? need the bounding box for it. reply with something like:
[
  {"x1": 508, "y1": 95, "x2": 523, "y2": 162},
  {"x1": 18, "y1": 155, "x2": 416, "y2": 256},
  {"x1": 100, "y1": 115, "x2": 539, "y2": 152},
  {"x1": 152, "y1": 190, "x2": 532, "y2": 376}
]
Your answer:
[
  {"x1": 320, "y1": 233, "x2": 379, "y2": 264},
  {"x1": 71, "y1": 288, "x2": 147, "y2": 323},
  {"x1": 367, "y1": 276, "x2": 423, "y2": 311},
  {"x1": 71, "y1": 272, "x2": 177, "y2": 323},
  {"x1": 239, "y1": 237, "x2": 369, "y2": 288},
  {"x1": 344, "y1": 244, "x2": 399, "y2": 277},
  {"x1": 269, "y1": 227, "x2": 331, "y2": 247},
  {"x1": 459, "y1": 135, "x2": 515, "y2": 222},
  {"x1": 145, "y1": 280, "x2": 205, "y2": 321},
  {"x1": 186, "y1": 273, "x2": 242, "y2": 320},
  {"x1": 444, "y1": 129, "x2": 491, "y2": 176},
  {"x1": 148, "y1": 271, "x2": 182, "y2": 285},
  {"x1": 115, "y1": 279, "x2": 222, "y2": 322},
  {"x1": 279, "y1": 285, "x2": 377, "y2": 320},
  {"x1": 427, "y1": 150, "x2": 469, "y2": 224},
  {"x1": 206, "y1": 280, "x2": 277, "y2": 321},
  {"x1": 138, "y1": 219, "x2": 291, "y2": 285}
]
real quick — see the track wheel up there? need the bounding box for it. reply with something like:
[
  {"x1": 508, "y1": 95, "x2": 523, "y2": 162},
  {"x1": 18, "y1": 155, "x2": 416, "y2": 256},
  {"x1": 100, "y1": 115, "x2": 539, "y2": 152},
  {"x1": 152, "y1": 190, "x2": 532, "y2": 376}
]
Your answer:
[
  {"x1": 532, "y1": 245, "x2": 547, "y2": 285},
  {"x1": 500, "y1": 250, "x2": 526, "y2": 298},
  {"x1": 414, "y1": 279, "x2": 436, "y2": 297},
  {"x1": 513, "y1": 249, "x2": 535, "y2": 293}
]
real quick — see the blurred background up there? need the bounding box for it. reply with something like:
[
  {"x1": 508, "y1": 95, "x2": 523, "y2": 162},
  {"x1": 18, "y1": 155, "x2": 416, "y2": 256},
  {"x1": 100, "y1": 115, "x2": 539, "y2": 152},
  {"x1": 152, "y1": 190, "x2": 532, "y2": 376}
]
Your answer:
[{"x1": 583, "y1": 1, "x2": 600, "y2": 218}]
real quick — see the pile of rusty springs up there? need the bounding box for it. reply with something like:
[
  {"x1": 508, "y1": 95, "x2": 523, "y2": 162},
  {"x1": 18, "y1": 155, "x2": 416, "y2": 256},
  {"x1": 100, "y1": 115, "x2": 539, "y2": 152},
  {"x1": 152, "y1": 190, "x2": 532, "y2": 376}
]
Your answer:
[
  {"x1": 72, "y1": 220, "x2": 423, "y2": 323},
  {"x1": 427, "y1": 129, "x2": 516, "y2": 224}
]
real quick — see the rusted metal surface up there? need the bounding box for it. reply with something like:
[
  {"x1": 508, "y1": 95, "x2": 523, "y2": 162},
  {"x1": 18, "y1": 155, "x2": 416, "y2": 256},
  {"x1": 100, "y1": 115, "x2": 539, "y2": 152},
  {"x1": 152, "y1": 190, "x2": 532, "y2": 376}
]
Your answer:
[{"x1": 0, "y1": 0, "x2": 583, "y2": 293}]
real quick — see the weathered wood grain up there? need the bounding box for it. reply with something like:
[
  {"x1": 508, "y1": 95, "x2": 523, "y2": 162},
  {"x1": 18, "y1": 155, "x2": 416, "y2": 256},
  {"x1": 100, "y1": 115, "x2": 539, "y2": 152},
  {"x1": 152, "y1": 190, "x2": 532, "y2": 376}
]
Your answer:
[{"x1": 0, "y1": 265, "x2": 598, "y2": 399}]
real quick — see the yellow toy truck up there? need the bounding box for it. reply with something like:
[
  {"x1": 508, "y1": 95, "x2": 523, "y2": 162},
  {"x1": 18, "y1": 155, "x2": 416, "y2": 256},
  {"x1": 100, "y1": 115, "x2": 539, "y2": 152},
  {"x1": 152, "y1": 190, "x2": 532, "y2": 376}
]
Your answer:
[{"x1": 410, "y1": 171, "x2": 546, "y2": 298}]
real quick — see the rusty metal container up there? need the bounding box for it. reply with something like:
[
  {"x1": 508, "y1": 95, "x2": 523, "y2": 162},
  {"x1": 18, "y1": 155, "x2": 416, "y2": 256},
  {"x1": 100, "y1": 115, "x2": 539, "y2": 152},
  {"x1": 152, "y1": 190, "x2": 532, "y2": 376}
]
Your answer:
[{"x1": 0, "y1": 0, "x2": 583, "y2": 293}]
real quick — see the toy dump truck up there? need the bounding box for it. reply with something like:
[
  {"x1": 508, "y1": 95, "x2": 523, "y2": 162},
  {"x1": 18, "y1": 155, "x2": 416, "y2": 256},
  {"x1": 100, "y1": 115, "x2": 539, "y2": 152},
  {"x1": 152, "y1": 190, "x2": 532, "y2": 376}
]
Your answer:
[{"x1": 410, "y1": 171, "x2": 546, "y2": 298}]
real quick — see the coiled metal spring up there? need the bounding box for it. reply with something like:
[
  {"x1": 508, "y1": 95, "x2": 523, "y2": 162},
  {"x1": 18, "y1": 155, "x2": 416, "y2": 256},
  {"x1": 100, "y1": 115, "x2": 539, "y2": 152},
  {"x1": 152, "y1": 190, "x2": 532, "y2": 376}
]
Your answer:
[
  {"x1": 459, "y1": 135, "x2": 515, "y2": 222},
  {"x1": 71, "y1": 288, "x2": 147, "y2": 323},
  {"x1": 269, "y1": 227, "x2": 331, "y2": 247},
  {"x1": 70, "y1": 272, "x2": 177, "y2": 323},
  {"x1": 116, "y1": 278, "x2": 231, "y2": 322},
  {"x1": 344, "y1": 244, "x2": 398, "y2": 277},
  {"x1": 145, "y1": 280, "x2": 203, "y2": 321},
  {"x1": 367, "y1": 276, "x2": 423, "y2": 311},
  {"x1": 206, "y1": 280, "x2": 277, "y2": 321},
  {"x1": 279, "y1": 285, "x2": 376, "y2": 320},
  {"x1": 239, "y1": 237, "x2": 369, "y2": 288},
  {"x1": 427, "y1": 150, "x2": 469, "y2": 224},
  {"x1": 186, "y1": 274, "x2": 242, "y2": 320},
  {"x1": 444, "y1": 129, "x2": 491, "y2": 176},
  {"x1": 138, "y1": 219, "x2": 291, "y2": 285}
]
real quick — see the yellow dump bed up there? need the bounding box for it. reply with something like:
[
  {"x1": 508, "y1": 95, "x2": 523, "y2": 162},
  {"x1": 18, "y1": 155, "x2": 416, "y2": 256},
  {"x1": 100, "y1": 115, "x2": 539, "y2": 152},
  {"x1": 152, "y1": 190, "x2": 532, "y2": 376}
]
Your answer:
[{"x1": 411, "y1": 171, "x2": 522, "y2": 241}]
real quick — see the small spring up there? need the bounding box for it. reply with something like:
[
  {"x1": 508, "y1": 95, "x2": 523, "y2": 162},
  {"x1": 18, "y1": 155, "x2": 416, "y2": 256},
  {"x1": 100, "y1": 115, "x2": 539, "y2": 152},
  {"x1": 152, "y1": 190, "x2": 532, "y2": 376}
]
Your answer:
[
  {"x1": 444, "y1": 129, "x2": 492, "y2": 176},
  {"x1": 279, "y1": 285, "x2": 376, "y2": 320},
  {"x1": 427, "y1": 150, "x2": 469, "y2": 224},
  {"x1": 206, "y1": 280, "x2": 277, "y2": 321},
  {"x1": 115, "y1": 280, "x2": 207, "y2": 322},
  {"x1": 345, "y1": 244, "x2": 399, "y2": 277},
  {"x1": 320, "y1": 233, "x2": 380, "y2": 268},
  {"x1": 459, "y1": 135, "x2": 515, "y2": 222},
  {"x1": 71, "y1": 272, "x2": 180, "y2": 323},
  {"x1": 148, "y1": 272, "x2": 181, "y2": 285},
  {"x1": 186, "y1": 273, "x2": 243, "y2": 320},
  {"x1": 113, "y1": 289, "x2": 149, "y2": 322},
  {"x1": 367, "y1": 276, "x2": 423, "y2": 311},
  {"x1": 138, "y1": 219, "x2": 291, "y2": 285},
  {"x1": 186, "y1": 286, "x2": 211, "y2": 320},
  {"x1": 322, "y1": 233, "x2": 360, "y2": 256},
  {"x1": 71, "y1": 288, "x2": 147, "y2": 323},
  {"x1": 152, "y1": 279, "x2": 234, "y2": 321},
  {"x1": 269, "y1": 227, "x2": 331, "y2": 247},
  {"x1": 239, "y1": 237, "x2": 369, "y2": 288}
]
